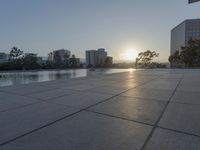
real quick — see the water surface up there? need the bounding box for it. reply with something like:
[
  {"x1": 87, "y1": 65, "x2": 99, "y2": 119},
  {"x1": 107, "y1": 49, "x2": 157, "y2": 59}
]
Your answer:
[{"x1": 0, "y1": 69, "x2": 133, "y2": 87}]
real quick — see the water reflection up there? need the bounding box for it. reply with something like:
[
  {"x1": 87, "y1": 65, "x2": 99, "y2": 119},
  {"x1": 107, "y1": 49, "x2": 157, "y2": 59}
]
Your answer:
[{"x1": 0, "y1": 69, "x2": 133, "y2": 87}]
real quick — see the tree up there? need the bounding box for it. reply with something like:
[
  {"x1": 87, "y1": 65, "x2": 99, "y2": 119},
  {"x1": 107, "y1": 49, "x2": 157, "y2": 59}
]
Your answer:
[
  {"x1": 136, "y1": 50, "x2": 159, "y2": 68},
  {"x1": 135, "y1": 57, "x2": 140, "y2": 69},
  {"x1": 23, "y1": 54, "x2": 39, "y2": 69},
  {"x1": 7, "y1": 47, "x2": 24, "y2": 70},
  {"x1": 69, "y1": 54, "x2": 78, "y2": 68},
  {"x1": 168, "y1": 50, "x2": 182, "y2": 67},
  {"x1": 180, "y1": 39, "x2": 200, "y2": 67},
  {"x1": 169, "y1": 39, "x2": 200, "y2": 67},
  {"x1": 104, "y1": 57, "x2": 113, "y2": 67},
  {"x1": 64, "y1": 53, "x2": 70, "y2": 66},
  {"x1": 9, "y1": 47, "x2": 23, "y2": 62}
]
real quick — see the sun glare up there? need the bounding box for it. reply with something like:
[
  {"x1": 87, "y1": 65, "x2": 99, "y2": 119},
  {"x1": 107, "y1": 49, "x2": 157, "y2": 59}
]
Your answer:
[{"x1": 121, "y1": 49, "x2": 138, "y2": 61}]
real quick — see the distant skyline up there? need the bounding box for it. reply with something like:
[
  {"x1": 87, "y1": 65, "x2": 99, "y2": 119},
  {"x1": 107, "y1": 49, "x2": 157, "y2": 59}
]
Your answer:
[{"x1": 0, "y1": 0, "x2": 200, "y2": 62}]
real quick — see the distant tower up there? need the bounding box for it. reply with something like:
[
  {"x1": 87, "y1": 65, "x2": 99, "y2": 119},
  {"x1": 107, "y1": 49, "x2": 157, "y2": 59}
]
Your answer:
[
  {"x1": 52, "y1": 49, "x2": 71, "y2": 63},
  {"x1": 86, "y1": 50, "x2": 98, "y2": 67},
  {"x1": 97, "y1": 48, "x2": 107, "y2": 65},
  {"x1": 85, "y1": 48, "x2": 112, "y2": 67}
]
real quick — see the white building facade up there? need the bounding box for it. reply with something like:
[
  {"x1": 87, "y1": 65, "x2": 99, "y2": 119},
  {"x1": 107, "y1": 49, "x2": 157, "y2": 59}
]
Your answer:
[
  {"x1": 50, "y1": 49, "x2": 71, "y2": 63},
  {"x1": 85, "y1": 48, "x2": 112, "y2": 67},
  {"x1": 86, "y1": 50, "x2": 98, "y2": 67},
  {"x1": 97, "y1": 48, "x2": 107, "y2": 65}
]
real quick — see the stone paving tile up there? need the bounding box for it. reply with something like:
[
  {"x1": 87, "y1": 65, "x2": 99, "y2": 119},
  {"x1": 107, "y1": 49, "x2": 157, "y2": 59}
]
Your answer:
[
  {"x1": 109, "y1": 82, "x2": 139, "y2": 89},
  {"x1": 121, "y1": 88, "x2": 173, "y2": 101},
  {"x1": 145, "y1": 128, "x2": 200, "y2": 150},
  {"x1": 89, "y1": 96, "x2": 167, "y2": 125},
  {"x1": 180, "y1": 80, "x2": 200, "y2": 86},
  {"x1": 27, "y1": 89, "x2": 76, "y2": 101},
  {"x1": 126, "y1": 78, "x2": 144, "y2": 83},
  {"x1": 42, "y1": 80, "x2": 96, "y2": 89},
  {"x1": 177, "y1": 84, "x2": 200, "y2": 92},
  {"x1": 86, "y1": 85, "x2": 129, "y2": 95},
  {"x1": 140, "y1": 84, "x2": 177, "y2": 91},
  {"x1": 151, "y1": 78, "x2": 180, "y2": 84},
  {"x1": 0, "y1": 92, "x2": 39, "y2": 112},
  {"x1": 140, "y1": 79, "x2": 179, "y2": 90},
  {"x1": 171, "y1": 91, "x2": 200, "y2": 105},
  {"x1": 0, "y1": 102, "x2": 79, "y2": 144},
  {"x1": 95, "y1": 81, "x2": 124, "y2": 87},
  {"x1": 48, "y1": 92, "x2": 113, "y2": 109},
  {"x1": 177, "y1": 77, "x2": 200, "y2": 92},
  {"x1": 159, "y1": 103, "x2": 200, "y2": 136},
  {"x1": 129, "y1": 78, "x2": 155, "y2": 84},
  {"x1": 3, "y1": 70, "x2": 200, "y2": 149},
  {"x1": 1, "y1": 111, "x2": 153, "y2": 150},
  {"x1": 160, "y1": 74, "x2": 183, "y2": 79},
  {"x1": 0, "y1": 84, "x2": 29, "y2": 92},
  {"x1": 60, "y1": 84, "x2": 98, "y2": 91},
  {"x1": 0, "y1": 85, "x2": 55, "y2": 95}
]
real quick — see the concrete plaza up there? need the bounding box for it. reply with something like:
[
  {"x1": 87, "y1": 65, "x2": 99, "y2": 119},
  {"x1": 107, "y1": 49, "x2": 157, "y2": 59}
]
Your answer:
[{"x1": 0, "y1": 69, "x2": 200, "y2": 150}]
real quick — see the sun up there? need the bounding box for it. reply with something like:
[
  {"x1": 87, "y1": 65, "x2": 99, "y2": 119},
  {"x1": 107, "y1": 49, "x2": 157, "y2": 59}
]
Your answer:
[{"x1": 121, "y1": 49, "x2": 138, "y2": 61}]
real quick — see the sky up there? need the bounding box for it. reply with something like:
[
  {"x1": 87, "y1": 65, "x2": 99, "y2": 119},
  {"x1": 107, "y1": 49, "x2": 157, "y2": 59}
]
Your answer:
[{"x1": 0, "y1": 0, "x2": 200, "y2": 62}]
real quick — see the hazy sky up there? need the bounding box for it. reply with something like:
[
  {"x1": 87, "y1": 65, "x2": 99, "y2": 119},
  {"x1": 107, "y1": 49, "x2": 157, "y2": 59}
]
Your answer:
[{"x1": 0, "y1": 0, "x2": 200, "y2": 62}]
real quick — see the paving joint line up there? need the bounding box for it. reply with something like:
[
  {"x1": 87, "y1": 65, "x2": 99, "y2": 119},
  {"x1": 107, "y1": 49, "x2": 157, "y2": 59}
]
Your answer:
[
  {"x1": 157, "y1": 126, "x2": 200, "y2": 138},
  {"x1": 170, "y1": 101, "x2": 200, "y2": 106},
  {"x1": 140, "y1": 75, "x2": 184, "y2": 150},
  {"x1": 0, "y1": 93, "x2": 77, "y2": 114},
  {"x1": 85, "y1": 109, "x2": 200, "y2": 139},
  {"x1": 120, "y1": 95, "x2": 171, "y2": 103},
  {"x1": 0, "y1": 87, "x2": 57, "y2": 97},
  {"x1": 0, "y1": 109, "x2": 83, "y2": 147},
  {"x1": 42, "y1": 100, "x2": 84, "y2": 110},
  {"x1": 0, "y1": 75, "x2": 162, "y2": 147},
  {"x1": 82, "y1": 76, "x2": 162, "y2": 110},
  {"x1": 85, "y1": 109, "x2": 154, "y2": 127},
  {"x1": 0, "y1": 101, "x2": 42, "y2": 113},
  {"x1": 24, "y1": 92, "x2": 76, "y2": 102}
]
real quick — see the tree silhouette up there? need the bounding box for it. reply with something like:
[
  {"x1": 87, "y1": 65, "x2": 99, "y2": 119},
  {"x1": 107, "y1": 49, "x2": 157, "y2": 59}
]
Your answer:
[
  {"x1": 69, "y1": 54, "x2": 77, "y2": 67},
  {"x1": 9, "y1": 47, "x2": 23, "y2": 62},
  {"x1": 136, "y1": 50, "x2": 159, "y2": 68},
  {"x1": 169, "y1": 39, "x2": 200, "y2": 67}
]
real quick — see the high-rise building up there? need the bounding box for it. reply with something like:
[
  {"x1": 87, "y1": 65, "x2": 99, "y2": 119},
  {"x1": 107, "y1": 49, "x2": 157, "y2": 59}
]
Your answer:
[
  {"x1": 53, "y1": 49, "x2": 71, "y2": 63},
  {"x1": 171, "y1": 19, "x2": 200, "y2": 55},
  {"x1": 86, "y1": 50, "x2": 97, "y2": 67},
  {"x1": 85, "y1": 48, "x2": 113, "y2": 67},
  {"x1": 97, "y1": 48, "x2": 107, "y2": 65}
]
